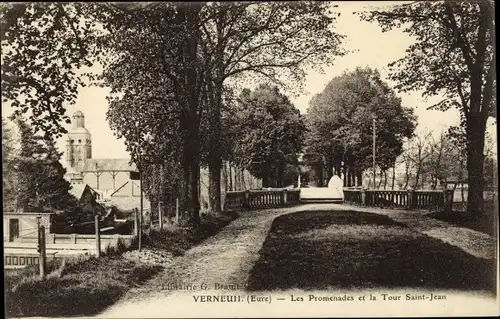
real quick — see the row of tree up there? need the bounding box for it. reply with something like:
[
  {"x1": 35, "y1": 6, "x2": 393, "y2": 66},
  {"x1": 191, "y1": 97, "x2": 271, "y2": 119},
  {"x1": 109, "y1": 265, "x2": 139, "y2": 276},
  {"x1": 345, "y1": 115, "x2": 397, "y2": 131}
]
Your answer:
[
  {"x1": 368, "y1": 128, "x2": 497, "y2": 192},
  {"x1": 2, "y1": 1, "x2": 496, "y2": 220},
  {"x1": 100, "y1": 3, "x2": 341, "y2": 226},
  {"x1": 135, "y1": 84, "x2": 305, "y2": 212}
]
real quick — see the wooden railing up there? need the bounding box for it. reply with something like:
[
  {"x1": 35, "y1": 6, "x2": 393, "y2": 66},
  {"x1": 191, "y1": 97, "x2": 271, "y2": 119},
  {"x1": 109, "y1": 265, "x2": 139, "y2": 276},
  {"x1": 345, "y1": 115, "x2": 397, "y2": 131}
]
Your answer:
[
  {"x1": 224, "y1": 189, "x2": 301, "y2": 211},
  {"x1": 343, "y1": 188, "x2": 453, "y2": 212}
]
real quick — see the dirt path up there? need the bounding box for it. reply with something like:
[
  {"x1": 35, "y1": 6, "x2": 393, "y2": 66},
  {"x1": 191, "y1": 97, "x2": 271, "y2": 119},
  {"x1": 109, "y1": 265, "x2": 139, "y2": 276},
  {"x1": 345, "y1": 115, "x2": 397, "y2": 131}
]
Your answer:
[
  {"x1": 99, "y1": 204, "x2": 339, "y2": 317},
  {"x1": 98, "y1": 203, "x2": 497, "y2": 318}
]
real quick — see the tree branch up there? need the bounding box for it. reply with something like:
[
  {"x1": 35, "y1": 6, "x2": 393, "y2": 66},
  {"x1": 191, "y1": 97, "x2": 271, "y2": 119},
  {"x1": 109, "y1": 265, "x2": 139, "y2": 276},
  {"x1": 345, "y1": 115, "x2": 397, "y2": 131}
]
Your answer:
[
  {"x1": 455, "y1": 78, "x2": 469, "y2": 117},
  {"x1": 59, "y1": 4, "x2": 87, "y2": 58},
  {"x1": 223, "y1": 5, "x2": 281, "y2": 70},
  {"x1": 443, "y1": 1, "x2": 475, "y2": 74}
]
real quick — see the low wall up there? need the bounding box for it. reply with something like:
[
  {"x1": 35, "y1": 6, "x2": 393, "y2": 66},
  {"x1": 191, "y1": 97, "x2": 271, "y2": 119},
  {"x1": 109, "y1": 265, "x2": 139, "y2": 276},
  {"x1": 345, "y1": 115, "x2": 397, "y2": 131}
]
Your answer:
[
  {"x1": 224, "y1": 189, "x2": 301, "y2": 211},
  {"x1": 4, "y1": 253, "x2": 60, "y2": 269},
  {"x1": 5, "y1": 234, "x2": 135, "y2": 268},
  {"x1": 343, "y1": 188, "x2": 453, "y2": 212},
  {"x1": 13, "y1": 234, "x2": 134, "y2": 247}
]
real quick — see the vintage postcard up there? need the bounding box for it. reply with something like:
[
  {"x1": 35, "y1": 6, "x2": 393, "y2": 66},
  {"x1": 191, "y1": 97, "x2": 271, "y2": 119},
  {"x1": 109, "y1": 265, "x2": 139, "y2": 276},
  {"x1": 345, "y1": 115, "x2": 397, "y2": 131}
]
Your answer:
[{"x1": 2, "y1": 1, "x2": 498, "y2": 318}]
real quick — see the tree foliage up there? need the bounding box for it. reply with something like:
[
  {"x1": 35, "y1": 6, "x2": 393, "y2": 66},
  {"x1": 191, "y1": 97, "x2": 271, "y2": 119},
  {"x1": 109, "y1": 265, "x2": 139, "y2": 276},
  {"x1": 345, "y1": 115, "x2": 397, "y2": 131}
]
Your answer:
[
  {"x1": 304, "y1": 67, "x2": 417, "y2": 187},
  {"x1": 229, "y1": 84, "x2": 305, "y2": 187},
  {"x1": 2, "y1": 117, "x2": 17, "y2": 211},
  {"x1": 12, "y1": 118, "x2": 78, "y2": 212},
  {"x1": 1, "y1": 3, "x2": 103, "y2": 138}
]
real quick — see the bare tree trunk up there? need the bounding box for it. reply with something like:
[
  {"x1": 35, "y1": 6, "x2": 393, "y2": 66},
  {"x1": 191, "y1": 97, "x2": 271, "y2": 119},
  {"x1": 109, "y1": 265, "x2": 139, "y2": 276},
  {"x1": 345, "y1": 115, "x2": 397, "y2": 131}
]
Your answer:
[
  {"x1": 377, "y1": 169, "x2": 383, "y2": 189},
  {"x1": 235, "y1": 168, "x2": 240, "y2": 190},
  {"x1": 356, "y1": 170, "x2": 363, "y2": 187},
  {"x1": 316, "y1": 164, "x2": 324, "y2": 187},
  {"x1": 223, "y1": 161, "x2": 228, "y2": 194},
  {"x1": 414, "y1": 164, "x2": 421, "y2": 189},
  {"x1": 179, "y1": 116, "x2": 201, "y2": 227},
  {"x1": 228, "y1": 164, "x2": 233, "y2": 191},
  {"x1": 404, "y1": 159, "x2": 411, "y2": 189},
  {"x1": 391, "y1": 164, "x2": 396, "y2": 190},
  {"x1": 241, "y1": 168, "x2": 246, "y2": 190},
  {"x1": 326, "y1": 157, "x2": 334, "y2": 183},
  {"x1": 177, "y1": 6, "x2": 202, "y2": 228},
  {"x1": 262, "y1": 174, "x2": 269, "y2": 188},
  {"x1": 466, "y1": 114, "x2": 486, "y2": 217}
]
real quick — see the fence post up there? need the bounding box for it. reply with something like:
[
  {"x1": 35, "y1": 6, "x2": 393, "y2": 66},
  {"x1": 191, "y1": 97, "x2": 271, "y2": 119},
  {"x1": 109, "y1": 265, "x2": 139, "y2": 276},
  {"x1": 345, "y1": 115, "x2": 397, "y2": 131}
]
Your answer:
[
  {"x1": 244, "y1": 190, "x2": 250, "y2": 210},
  {"x1": 175, "y1": 198, "x2": 179, "y2": 224},
  {"x1": 361, "y1": 189, "x2": 366, "y2": 206},
  {"x1": 134, "y1": 208, "x2": 139, "y2": 236},
  {"x1": 95, "y1": 214, "x2": 101, "y2": 258},
  {"x1": 408, "y1": 189, "x2": 416, "y2": 209},
  {"x1": 158, "y1": 201, "x2": 163, "y2": 231},
  {"x1": 283, "y1": 190, "x2": 288, "y2": 206},
  {"x1": 443, "y1": 189, "x2": 454, "y2": 213},
  {"x1": 38, "y1": 226, "x2": 47, "y2": 280}
]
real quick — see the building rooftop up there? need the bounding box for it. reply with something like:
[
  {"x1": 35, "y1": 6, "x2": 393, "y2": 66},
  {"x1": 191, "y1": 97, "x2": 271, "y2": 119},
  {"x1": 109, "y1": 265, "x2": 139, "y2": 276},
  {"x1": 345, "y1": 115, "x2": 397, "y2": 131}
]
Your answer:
[
  {"x1": 68, "y1": 127, "x2": 91, "y2": 135},
  {"x1": 69, "y1": 184, "x2": 88, "y2": 200}
]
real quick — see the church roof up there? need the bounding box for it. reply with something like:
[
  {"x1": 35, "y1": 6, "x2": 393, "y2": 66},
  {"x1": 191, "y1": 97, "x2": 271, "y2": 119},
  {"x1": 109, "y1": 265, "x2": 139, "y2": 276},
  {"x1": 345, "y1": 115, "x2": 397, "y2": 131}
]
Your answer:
[{"x1": 81, "y1": 158, "x2": 138, "y2": 172}]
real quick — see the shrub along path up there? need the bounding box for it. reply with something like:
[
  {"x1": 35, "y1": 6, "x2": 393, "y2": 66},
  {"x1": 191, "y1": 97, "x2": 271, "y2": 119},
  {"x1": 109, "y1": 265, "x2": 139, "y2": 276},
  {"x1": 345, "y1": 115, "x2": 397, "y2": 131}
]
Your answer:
[{"x1": 99, "y1": 203, "x2": 497, "y2": 318}]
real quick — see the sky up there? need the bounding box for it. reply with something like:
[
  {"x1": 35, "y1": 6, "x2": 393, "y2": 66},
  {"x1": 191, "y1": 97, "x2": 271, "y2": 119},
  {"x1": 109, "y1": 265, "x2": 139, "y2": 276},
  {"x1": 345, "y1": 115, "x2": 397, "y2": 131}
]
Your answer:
[{"x1": 2, "y1": 1, "x2": 497, "y2": 159}]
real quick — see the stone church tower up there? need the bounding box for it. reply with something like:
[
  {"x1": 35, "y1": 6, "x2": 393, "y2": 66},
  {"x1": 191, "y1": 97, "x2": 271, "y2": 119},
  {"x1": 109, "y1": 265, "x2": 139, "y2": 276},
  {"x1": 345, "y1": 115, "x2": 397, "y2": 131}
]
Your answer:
[{"x1": 66, "y1": 110, "x2": 92, "y2": 170}]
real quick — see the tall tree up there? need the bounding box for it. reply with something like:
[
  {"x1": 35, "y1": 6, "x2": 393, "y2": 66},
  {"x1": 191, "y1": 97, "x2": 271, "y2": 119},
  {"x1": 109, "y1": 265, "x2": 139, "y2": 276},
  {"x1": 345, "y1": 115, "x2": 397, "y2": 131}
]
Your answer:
[
  {"x1": 13, "y1": 118, "x2": 77, "y2": 212},
  {"x1": 230, "y1": 85, "x2": 305, "y2": 187},
  {"x1": 406, "y1": 130, "x2": 433, "y2": 189},
  {"x1": 305, "y1": 67, "x2": 417, "y2": 187},
  {"x1": 101, "y1": 3, "x2": 208, "y2": 227},
  {"x1": 360, "y1": 1, "x2": 496, "y2": 217}
]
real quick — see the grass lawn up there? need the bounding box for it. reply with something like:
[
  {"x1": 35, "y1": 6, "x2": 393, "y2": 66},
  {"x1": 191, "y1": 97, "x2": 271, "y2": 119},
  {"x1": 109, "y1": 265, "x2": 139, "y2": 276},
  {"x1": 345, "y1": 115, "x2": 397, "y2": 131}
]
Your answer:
[
  {"x1": 428, "y1": 200, "x2": 497, "y2": 237},
  {"x1": 247, "y1": 210, "x2": 496, "y2": 293},
  {"x1": 5, "y1": 255, "x2": 163, "y2": 318}
]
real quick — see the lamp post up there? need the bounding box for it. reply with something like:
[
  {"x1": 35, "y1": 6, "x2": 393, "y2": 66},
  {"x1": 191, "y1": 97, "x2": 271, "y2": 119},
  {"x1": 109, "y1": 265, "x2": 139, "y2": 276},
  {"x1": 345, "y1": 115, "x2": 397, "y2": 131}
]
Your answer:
[{"x1": 372, "y1": 116, "x2": 376, "y2": 190}]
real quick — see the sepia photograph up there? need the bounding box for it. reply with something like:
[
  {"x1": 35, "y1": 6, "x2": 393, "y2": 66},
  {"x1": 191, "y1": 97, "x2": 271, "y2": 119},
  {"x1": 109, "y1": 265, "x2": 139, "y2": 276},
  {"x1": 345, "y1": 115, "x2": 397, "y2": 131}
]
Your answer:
[{"x1": 2, "y1": 1, "x2": 498, "y2": 318}]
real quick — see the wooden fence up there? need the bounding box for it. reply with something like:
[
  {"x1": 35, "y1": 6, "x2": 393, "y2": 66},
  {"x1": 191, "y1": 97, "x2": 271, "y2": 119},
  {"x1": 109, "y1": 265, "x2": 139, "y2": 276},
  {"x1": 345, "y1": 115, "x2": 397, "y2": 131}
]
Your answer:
[
  {"x1": 343, "y1": 188, "x2": 453, "y2": 212},
  {"x1": 224, "y1": 189, "x2": 301, "y2": 211}
]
